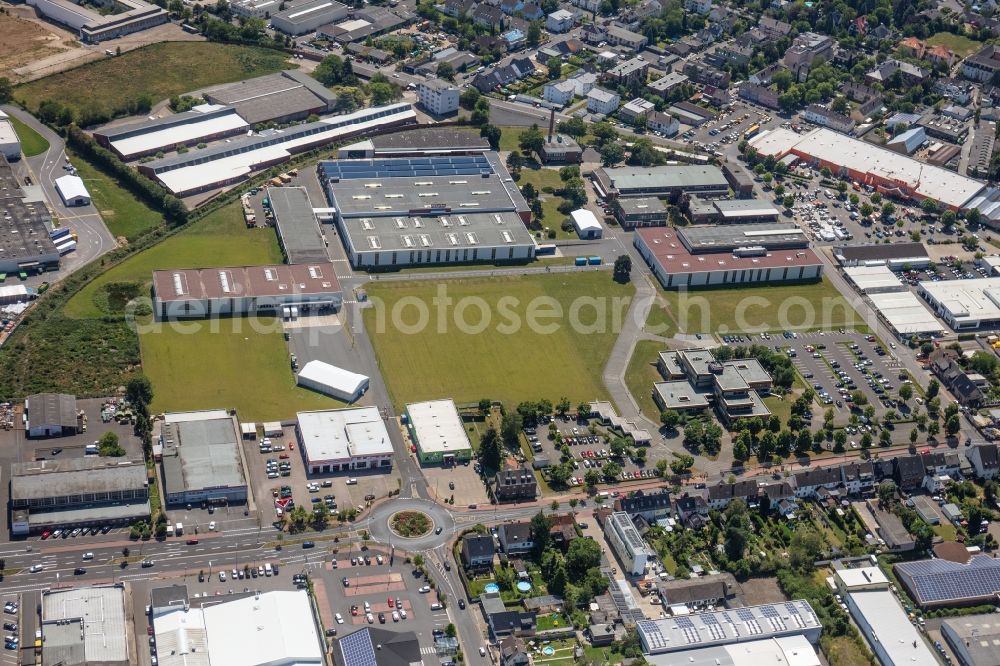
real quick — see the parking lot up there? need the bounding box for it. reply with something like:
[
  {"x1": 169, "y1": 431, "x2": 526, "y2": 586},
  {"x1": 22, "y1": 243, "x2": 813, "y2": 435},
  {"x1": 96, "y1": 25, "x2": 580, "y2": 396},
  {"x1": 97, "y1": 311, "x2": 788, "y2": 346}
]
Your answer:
[
  {"x1": 683, "y1": 104, "x2": 774, "y2": 155},
  {"x1": 423, "y1": 464, "x2": 489, "y2": 506}
]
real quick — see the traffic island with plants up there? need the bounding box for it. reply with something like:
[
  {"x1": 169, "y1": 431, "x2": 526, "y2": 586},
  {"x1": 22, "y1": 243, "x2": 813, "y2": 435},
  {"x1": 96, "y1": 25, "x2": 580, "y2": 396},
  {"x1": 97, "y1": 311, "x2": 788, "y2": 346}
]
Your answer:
[{"x1": 390, "y1": 511, "x2": 432, "y2": 538}]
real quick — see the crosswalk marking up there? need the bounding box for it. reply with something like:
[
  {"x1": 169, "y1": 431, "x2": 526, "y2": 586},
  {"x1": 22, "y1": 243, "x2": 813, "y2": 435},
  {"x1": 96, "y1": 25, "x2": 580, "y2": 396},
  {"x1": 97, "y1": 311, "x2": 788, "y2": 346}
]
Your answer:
[{"x1": 420, "y1": 647, "x2": 437, "y2": 655}]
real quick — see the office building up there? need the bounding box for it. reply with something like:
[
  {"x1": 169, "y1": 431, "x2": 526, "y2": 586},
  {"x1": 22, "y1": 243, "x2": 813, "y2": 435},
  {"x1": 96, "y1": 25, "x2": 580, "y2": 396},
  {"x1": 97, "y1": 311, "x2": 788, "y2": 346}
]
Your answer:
[
  {"x1": 27, "y1": 0, "x2": 167, "y2": 43},
  {"x1": 318, "y1": 152, "x2": 535, "y2": 268},
  {"x1": 296, "y1": 407, "x2": 393, "y2": 473},
  {"x1": 417, "y1": 78, "x2": 460, "y2": 115},
  {"x1": 405, "y1": 399, "x2": 473, "y2": 465},
  {"x1": 152, "y1": 263, "x2": 341, "y2": 320},
  {"x1": 160, "y1": 410, "x2": 248, "y2": 506},
  {"x1": 612, "y1": 197, "x2": 668, "y2": 228},
  {"x1": 687, "y1": 199, "x2": 781, "y2": 224},
  {"x1": 10, "y1": 457, "x2": 149, "y2": 535},
  {"x1": 605, "y1": 511, "x2": 653, "y2": 575}
]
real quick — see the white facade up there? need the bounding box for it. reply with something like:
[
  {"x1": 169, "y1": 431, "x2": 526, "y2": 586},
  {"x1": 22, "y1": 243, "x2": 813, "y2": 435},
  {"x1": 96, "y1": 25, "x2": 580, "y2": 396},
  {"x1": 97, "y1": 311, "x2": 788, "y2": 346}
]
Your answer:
[
  {"x1": 270, "y1": 0, "x2": 349, "y2": 35},
  {"x1": 604, "y1": 511, "x2": 652, "y2": 575},
  {"x1": 54, "y1": 175, "x2": 91, "y2": 206},
  {"x1": 0, "y1": 115, "x2": 21, "y2": 161},
  {"x1": 918, "y1": 277, "x2": 1000, "y2": 329},
  {"x1": 417, "y1": 78, "x2": 460, "y2": 115},
  {"x1": 543, "y1": 80, "x2": 577, "y2": 106},
  {"x1": 587, "y1": 87, "x2": 621, "y2": 115},
  {"x1": 27, "y1": 0, "x2": 167, "y2": 43},
  {"x1": 570, "y1": 0, "x2": 600, "y2": 10},
  {"x1": 546, "y1": 9, "x2": 575, "y2": 32},
  {"x1": 296, "y1": 407, "x2": 394, "y2": 473},
  {"x1": 570, "y1": 209, "x2": 603, "y2": 239},
  {"x1": 684, "y1": 0, "x2": 712, "y2": 13},
  {"x1": 231, "y1": 0, "x2": 284, "y2": 18},
  {"x1": 296, "y1": 361, "x2": 369, "y2": 402}
]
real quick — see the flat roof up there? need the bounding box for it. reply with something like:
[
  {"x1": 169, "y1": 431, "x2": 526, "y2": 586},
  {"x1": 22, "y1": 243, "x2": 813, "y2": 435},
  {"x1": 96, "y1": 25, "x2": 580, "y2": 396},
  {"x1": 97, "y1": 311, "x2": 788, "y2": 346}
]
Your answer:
[
  {"x1": 406, "y1": 399, "x2": 472, "y2": 454},
  {"x1": 27, "y1": 392, "x2": 77, "y2": 428},
  {"x1": 847, "y1": 590, "x2": 938, "y2": 666},
  {"x1": 161, "y1": 410, "x2": 246, "y2": 493},
  {"x1": 597, "y1": 165, "x2": 729, "y2": 193},
  {"x1": 714, "y1": 199, "x2": 782, "y2": 218},
  {"x1": 653, "y1": 381, "x2": 711, "y2": 409},
  {"x1": 919, "y1": 277, "x2": 1000, "y2": 324},
  {"x1": 942, "y1": 614, "x2": 1000, "y2": 666},
  {"x1": 275, "y1": 0, "x2": 347, "y2": 22},
  {"x1": 12, "y1": 458, "x2": 147, "y2": 501},
  {"x1": 0, "y1": 119, "x2": 18, "y2": 146},
  {"x1": 370, "y1": 127, "x2": 490, "y2": 154},
  {"x1": 0, "y1": 176, "x2": 58, "y2": 263},
  {"x1": 835, "y1": 566, "x2": 889, "y2": 590},
  {"x1": 27, "y1": 501, "x2": 150, "y2": 527},
  {"x1": 725, "y1": 358, "x2": 771, "y2": 385},
  {"x1": 638, "y1": 600, "x2": 821, "y2": 654},
  {"x1": 834, "y1": 242, "x2": 928, "y2": 262},
  {"x1": 268, "y1": 187, "x2": 330, "y2": 264},
  {"x1": 638, "y1": 227, "x2": 822, "y2": 275},
  {"x1": 203, "y1": 70, "x2": 337, "y2": 125},
  {"x1": 843, "y1": 265, "x2": 905, "y2": 292},
  {"x1": 645, "y1": 636, "x2": 820, "y2": 666},
  {"x1": 100, "y1": 106, "x2": 249, "y2": 159},
  {"x1": 297, "y1": 407, "x2": 392, "y2": 462},
  {"x1": 153, "y1": 263, "x2": 340, "y2": 302},
  {"x1": 679, "y1": 223, "x2": 807, "y2": 252},
  {"x1": 43, "y1": 585, "x2": 129, "y2": 666},
  {"x1": 749, "y1": 127, "x2": 986, "y2": 209},
  {"x1": 868, "y1": 291, "x2": 942, "y2": 335},
  {"x1": 617, "y1": 197, "x2": 667, "y2": 215},
  {"x1": 297, "y1": 360, "x2": 369, "y2": 395}
]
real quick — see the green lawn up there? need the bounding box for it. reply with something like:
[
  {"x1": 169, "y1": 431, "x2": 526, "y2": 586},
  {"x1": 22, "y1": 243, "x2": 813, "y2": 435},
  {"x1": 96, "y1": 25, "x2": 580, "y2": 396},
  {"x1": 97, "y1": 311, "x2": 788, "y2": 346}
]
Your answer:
[
  {"x1": 763, "y1": 394, "x2": 793, "y2": 425},
  {"x1": 625, "y1": 340, "x2": 665, "y2": 421},
  {"x1": 68, "y1": 148, "x2": 163, "y2": 240},
  {"x1": 64, "y1": 203, "x2": 283, "y2": 318},
  {"x1": 659, "y1": 278, "x2": 864, "y2": 334},
  {"x1": 16, "y1": 42, "x2": 292, "y2": 123},
  {"x1": 362, "y1": 273, "x2": 634, "y2": 409},
  {"x1": 925, "y1": 32, "x2": 982, "y2": 58},
  {"x1": 7, "y1": 114, "x2": 49, "y2": 157},
  {"x1": 645, "y1": 297, "x2": 679, "y2": 337},
  {"x1": 933, "y1": 521, "x2": 957, "y2": 541},
  {"x1": 516, "y1": 166, "x2": 576, "y2": 240},
  {"x1": 499, "y1": 127, "x2": 527, "y2": 152},
  {"x1": 140, "y1": 316, "x2": 341, "y2": 421}
]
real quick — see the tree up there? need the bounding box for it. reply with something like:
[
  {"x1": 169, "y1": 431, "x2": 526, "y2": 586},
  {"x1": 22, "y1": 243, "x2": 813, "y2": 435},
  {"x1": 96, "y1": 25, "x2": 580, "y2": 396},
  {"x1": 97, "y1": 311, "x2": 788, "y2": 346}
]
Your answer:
[
  {"x1": 518, "y1": 124, "x2": 544, "y2": 156},
  {"x1": 479, "y1": 426, "x2": 503, "y2": 473},
  {"x1": 613, "y1": 255, "x2": 632, "y2": 282},
  {"x1": 436, "y1": 61, "x2": 455, "y2": 81},
  {"x1": 556, "y1": 397, "x2": 571, "y2": 416},
  {"x1": 470, "y1": 98, "x2": 491, "y2": 126},
  {"x1": 773, "y1": 69, "x2": 793, "y2": 92},
  {"x1": 910, "y1": 428, "x2": 919, "y2": 444},
  {"x1": 831, "y1": 96, "x2": 849, "y2": 115},
  {"x1": 789, "y1": 527, "x2": 823, "y2": 569},
  {"x1": 921, "y1": 198, "x2": 939, "y2": 216},
  {"x1": 445, "y1": 623, "x2": 457, "y2": 637},
  {"x1": 860, "y1": 202, "x2": 873, "y2": 217},
  {"x1": 584, "y1": 468, "x2": 601, "y2": 487},
  {"x1": 527, "y1": 20, "x2": 542, "y2": 46},
  {"x1": 669, "y1": 453, "x2": 694, "y2": 475},
  {"x1": 480, "y1": 124, "x2": 501, "y2": 150},
  {"x1": 565, "y1": 537, "x2": 602, "y2": 578},
  {"x1": 500, "y1": 412, "x2": 523, "y2": 450},
  {"x1": 602, "y1": 461, "x2": 622, "y2": 482},
  {"x1": 899, "y1": 383, "x2": 913, "y2": 402},
  {"x1": 600, "y1": 142, "x2": 625, "y2": 166},
  {"x1": 783, "y1": 195, "x2": 795, "y2": 209},
  {"x1": 547, "y1": 57, "x2": 562, "y2": 79},
  {"x1": 660, "y1": 409, "x2": 680, "y2": 430},
  {"x1": 927, "y1": 380, "x2": 939, "y2": 399},
  {"x1": 0, "y1": 78, "x2": 13, "y2": 105},
  {"x1": 683, "y1": 420, "x2": 705, "y2": 451},
  {"x1": 313, "y1": 54, "x2": 356, "y2": 86},
  {"x1": 724, "y1": 524, "x2": 748, "y2": 561},
  {"x1": 530, "y1": 511, "x2": 552, "y2": 555},
  {"x1": 460, "y1": 86, "x2": 481, "y2": 110},
  {"x1": 946, "y1": 414, "x2": 961, "y2": 436},
  {"x1": 98, "y1": 431, "x2": 125, "y2": 457},
  {"x1": 877, "y1": 480, "x2": 897, "y2": 507},
  {"x1": 833, "y1": 429, "x2": 847, "y2": 452},
  {"x1": 928, "y1": 420, "x2": 940, "y2": 438},
  {"x1": 941, "y1": 210, "x2": 957, "y2": 228},
  {"x1": 577, "y1": 403, "x2": 590, "y2": 418},
  {"x1": 127, "y1": 375, "x2": 154, "y2": 407},
  {"x1": 558, "y1": 117, "x2": 587, "y2": 137}
]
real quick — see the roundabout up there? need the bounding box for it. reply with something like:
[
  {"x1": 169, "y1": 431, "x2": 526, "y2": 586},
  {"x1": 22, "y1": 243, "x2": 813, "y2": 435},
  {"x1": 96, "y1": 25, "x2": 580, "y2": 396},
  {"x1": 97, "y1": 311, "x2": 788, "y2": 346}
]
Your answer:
[{"x1": 366, "y1": 498, "x2": 456, "y2": 552}]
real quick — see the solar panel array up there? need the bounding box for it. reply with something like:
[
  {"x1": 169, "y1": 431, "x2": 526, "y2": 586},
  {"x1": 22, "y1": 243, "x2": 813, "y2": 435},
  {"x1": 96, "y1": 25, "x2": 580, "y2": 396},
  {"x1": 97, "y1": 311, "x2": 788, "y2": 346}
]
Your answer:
[
  {"x1": 701, "y1": 614, "x2": 728, "y2": 641},
  {"x1": 319, "y1": 155, "x2": 494, "y2": 180},
  {"x1": 339, "y1": 629, "x2": 377, "y2": 666},
  {"x1": 637, "y1": 620, "x2": 669, "y2": 651},
  {"x1": 896, "y1": 556, "x2": 1000, "y2": 604}
]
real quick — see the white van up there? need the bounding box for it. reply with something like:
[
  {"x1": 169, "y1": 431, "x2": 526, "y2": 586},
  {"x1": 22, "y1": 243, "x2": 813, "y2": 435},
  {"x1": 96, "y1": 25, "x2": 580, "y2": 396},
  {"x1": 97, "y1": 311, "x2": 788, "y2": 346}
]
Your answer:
[
  {"x1": 430, "y1": 603, "x2": 443, "y2": 611},
  {"x1": 264, "y1": 562, "x2": 273, "y2": 577},
  {"x1": 346, "y1": 478, "x2": 358, "y2": 485}
]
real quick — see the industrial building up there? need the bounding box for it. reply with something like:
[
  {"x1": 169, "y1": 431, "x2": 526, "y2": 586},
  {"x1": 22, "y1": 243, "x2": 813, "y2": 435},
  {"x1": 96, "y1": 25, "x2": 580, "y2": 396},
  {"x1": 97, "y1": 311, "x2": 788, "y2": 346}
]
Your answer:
[
  {"x1": 570, "y1": 209, "x2": 603, "y2": 239},
  {"x1": 93, "y1": 105, "x2": 250, "y2": 161},
  {"x1": 592, "y1": 165, "x2": 731, "y2": 200},
  {"x1": 152, "y1": 262, "x2": 341, "y2": 320},
  {"x1": 845, "y1": 590, "x2": 938, "y2": 666},
  {"x1": 637, "y1": 601, "x2": 822, "y2": 655},
  {"x1": 687, "y1": 198, "x2": 781, "y2": 224},
  {"x1": 26, "y1": 393, "x2": 79, "y2": 438},
  {"x1": 0, "y1": 157, "x2": 60, "y2": 274},
  {"x1": 634, "y1": 225, "x2": 823, "y2": 289},
  {"x1": 26, "y1": 0, "x2": 167, "y2": 43},
  {"x1": 152, "y1": 590, "x2": 324, "y2": 666},
  {"x1": 231, "y1": 0, "x2": 288, "y2": 18},
  {"x1": 202, "y1": 70, "x2": 339, "y2": 125},
  {"x1": 159, "y1": 410, "x2": 248, "y2": 506},
  {"x1": 918, "y1": 278, "x2": 1000, "y2": 330},
  {"x1": 405, "y1": 399, "x2": 473, "y2": 465},
  {"x1": 843, "y1": 265, "x2": 906, "y2": 294},
  {"x1": 868, "y1": 290, "x2": 943, "y2": 337},
  {"x1": 894, "y1": 556, "x2": 1000, "y2": 608},
  {"x1": 749, "y1": 127, "x2": 987, "y2": 211},
  {"x1": 833, "y1": 242, "x2": 929, "y2": 269},
  {"x1": 319, "y1": 153, "x2": 536, "y2": 268},
  {"x1": 0, "y1": 112, "x2": 20, "y2": 161},
  {"x1": 612, "y1": 197, "x2": 668, "y2": 228},
  {"x1": 643, "y1": 636, "x2": 820, "y2": 666},
  {"x1": 140, "y1": 103, "x2": 415, "y2": 196},
  {"x1": 605, "y1": 511, "x2": 653, "y2": 575},
  {"x1": 9, "y1": 457, "x2": 150, "y2": 535},
  {"x1": 941, "y1": 614, "x2": 1000, "y2": 666},
  {"x1": 296, "y1": 407, "x2": 394, "y2": 473},
  {"x1": 54, "y1": 174, "x2": 91, "y2": 206},
  {"x1": 271, "y1": 0, "x2": 348, "y2": 34},
  {"x1": 338, "y1": 126, "x2": 491, "y2": 159},
  {"x1": 296, "y1": 360, "x2": 370, "y2": 402},
  {"x1": 42, "y1": 585, "x2": 130, "y2": 666},
  {"x1": 268, "y1": 187, "x2": 330, "y2": 264},
  {"x1": 417, "y1": 77, "x2": 460, "y2": 116}
]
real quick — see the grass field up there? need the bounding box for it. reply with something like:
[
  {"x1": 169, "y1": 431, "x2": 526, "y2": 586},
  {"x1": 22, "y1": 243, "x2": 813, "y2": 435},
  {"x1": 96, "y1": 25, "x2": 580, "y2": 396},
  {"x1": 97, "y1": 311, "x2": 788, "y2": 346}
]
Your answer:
[
  {"x1": 8, "y1": 115, "x2": 49, "y2": 157},
  {"x1": 645, "y1": 297, "x2": 679, "y2": 337},
  {"x1": 821, "y1": 635, "x2": 874, "y2": 666},
  {"x1": 659, "y1": 278, "x2": 864, "y2": 334},
  {"x1": 362, "y1": 273, "x2": 634, "y2": 409},
  {"x1": 16, "y1": 42, "x2": 292, "y2": 122},
  {"x1": 625, "y1": 340, "x2": 665, "y2": 421},
  {"x1": 516, "y1": 166, "x2": 576, "y2": 240},
  {"x1": 499, "y1": 127, "x2": 527, "y2": 152},
  {"x1": 64, "y1": 203, "x2": 283, "y2": 318},
  {"x1": 140, "y1": 317, "x2": 340, "y2": 420},
  {"x1": 925, "y1": 32, "x2": 982, "y2": 57},
  {"x1": 68, "y1": 148, "x2": 163, "y2": 240}
]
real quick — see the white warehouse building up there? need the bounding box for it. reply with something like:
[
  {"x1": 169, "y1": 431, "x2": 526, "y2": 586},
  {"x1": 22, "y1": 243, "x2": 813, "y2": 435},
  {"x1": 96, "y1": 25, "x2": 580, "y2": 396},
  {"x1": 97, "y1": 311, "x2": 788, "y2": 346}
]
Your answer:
[
  {"x1": 0, "y1": 112, "x2": 21, "y2": 161},
  {"x1": 296, "y1": 407, "x2": 394, "y2": 473},
  {"x1": 270, "y1": 0, "x2": 349, "y2": 35},
  {"x1": 296, "y1": 360, "x2": 370, "y2": 402},
  {"x1": 54, "y1": 175, "x2": 91, "y2": 206}
]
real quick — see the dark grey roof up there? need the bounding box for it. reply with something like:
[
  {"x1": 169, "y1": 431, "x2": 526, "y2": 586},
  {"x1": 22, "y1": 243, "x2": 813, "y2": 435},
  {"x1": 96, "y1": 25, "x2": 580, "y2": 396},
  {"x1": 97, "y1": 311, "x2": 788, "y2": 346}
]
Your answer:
[
  {"x1": 371, "y1": 127, "x2": 490, "y2": 154},
  {"x1": 203, "y1": 70, "x2": 337, "y2": 125},
  {"x1": 333, "y1": 627, "x2": 420, "y2": 666},
  {"x1": 834, "y1": 242, "x2": 928, "y2": 262},
  {"x1": 973, "y1": 443, "x2": 999, "y2": 469},
  {"x1": 268, "y1": 186, "x2": 330, "y2": 265},
  {"x1": 895, "y1": 556, "x2": 1000, "y2": 607},
  {"x1": 793, "y1": 466, "x2": 842, "y2": 488},
  {"x1": 501, "y1": 521, "x2": 533, "y2": 545},
  {"x1": 150, "y1": 584, "x2": 188, "y2": 611},
  {"x1": 462, "y1": 533, "x2": 495, "y2": 561},
  {"x1": 657, "y1": 573, "x2": 740, "y2": 605},
  {"x1": 619, "y1": 490, "x2": 672, "y2": 515},
  {"x1": 27, "y1": 393, "x2": 77, "y2": 428},
  {"x1": 12, "y1": 458, "x2": 147, "y2": 501}
]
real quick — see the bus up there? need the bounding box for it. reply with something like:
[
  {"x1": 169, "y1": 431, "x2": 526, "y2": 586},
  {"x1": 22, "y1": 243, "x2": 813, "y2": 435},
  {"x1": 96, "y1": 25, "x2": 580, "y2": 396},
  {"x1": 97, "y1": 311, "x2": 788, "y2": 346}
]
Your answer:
[{"x1": 743, "y1": 123, "x2": 761, "y2": 141}]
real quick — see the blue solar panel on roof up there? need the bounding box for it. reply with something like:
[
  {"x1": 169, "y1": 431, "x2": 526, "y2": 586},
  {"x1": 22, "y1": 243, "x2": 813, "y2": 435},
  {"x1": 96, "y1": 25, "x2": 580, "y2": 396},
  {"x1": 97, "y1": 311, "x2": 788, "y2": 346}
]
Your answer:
[
  {"x1": 761, "y1": 606, "x2": 780, "y2": 618},
  {"x1": 784, "y1": 602, "x2": 799, "y2": 614},
  {"x1": 736, "y1": 609, "x2": 755, "y2": 622},
  {"x1": 701, "y1": 615, "x2": 720, "y2": 626},
  {"x1": 339, "y1": 630, "x2": 377, "y2": 666},
  {"x1": 675, "y1": 617, "x2": 695, "y2": 628}
]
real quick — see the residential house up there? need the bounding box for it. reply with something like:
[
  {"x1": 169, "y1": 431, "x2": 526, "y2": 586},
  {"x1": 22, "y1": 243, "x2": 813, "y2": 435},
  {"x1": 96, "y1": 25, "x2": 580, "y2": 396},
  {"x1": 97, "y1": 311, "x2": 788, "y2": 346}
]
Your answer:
[
  {"x1": 473, "y1": 4, "x2": 506, "y2": 29},
  {"x1": 758, "y1": 15, "x2": 791, "y2": 39},
  {"x1": 749, "y1": 62, "x2": 786, "y2": 86},
  {"x1": 499, "y1": 0, "x2": 523, "y2": 15},
  {"x1": 705, "y1": 480, "x2": 759, "y2": 510},
  {"x1": 587, "y1": 87, "x2": 621, "y2": 115},
  {"x1": 793, "y1": 466, "x2": 844, "y2": 499},
  {"x1": 617, "y1": 490, "x2": 673, "y2": 522},
  {"x1": 934, "y1": 77, "x2": 974, "y2": 104},
  {"x1": 761, "y1": 481, "x2": 795, "y2": 508},
  {"x1": 683, "y1": 59, "x2": 731, "y2": 87},
  {"x1": 922, "y1": 451, "x2": 962, "y2": 478},
  {"x1": 648, "y1": 71, "x2": 689, "y2": 97},
  {"x1": 543, "y1": 80, "x2": 577, "y2": 106},
  {"x1": 841, "y1": 81, "x2": 880, "y2": 102},
  {"x1": 927, "y1": 44, "x2": 956, "y2": 68},
  {"x1": 869, "y1": 24, "x2": 892, "y2": 41},
  {"x1": 841, "y1": 461, "x2": 876, "y2": 495},
  {"x1": 605, "y1": 24, "x2": 648, "y2": 51},
  {"x1": 739, "y1": 82, "x2": 780, "y2": 110},
  {"x1": 587, "y1": 622, "x2": 617, "y2": 646},
  {"x1": 481, "y1": 593, "x2": 537, "y2": 639},
  {"x1": 900, "y1": 36, "x2": 926, "y2": 58},
  {"x1": 495, "y1": 462, "x2": 538, "y2": 502},
  {"x1": 674, "y1": 493, "x2": 709, "y2": 528},
  {"x1": 893, "y1": 454, "x2": 925, "y2": 491},
  {"x1": 461, "y1": 533, "x2": 496, "y2": 568},
  {"x1": 499, "y1": 637, "x2": 530, "y2": 666},
  {"x1": 963, "y1": 44, "x2": 1000, "y2": 82},
  {"x1": 867, "y1": 59, "x2": 929, "y2": 86},
  {"x1": 606, "y1": 57, "x2": 649, "y2": 85},
  {"x1": 441, "y1": 0, "x2": 475, "y2": 17},
  {"x1": 802, "y1": 104, "x2": 855, "y2": 133},
  {"x1": 656, "y1": 573, "x2": 741, "y2": 608},
  {"x1": 711, "y1": 42, "x2": 753, "y2": 68},
  {"x1": 783, "y1": 32, "x2": 835, "y2": 81},
  {"x1": 617, "y1": 0, "x2": 661, "y2": 29},
  {"x1": 498, "y1": 521, "x2": 534, "y2": 553},
  {"x1": 684, "y1": 0, "x2": 712, "y2": 14},
  {"x1": 570, "y1": 0, "x2": 600, "y2": 11},
  {"x1": 929, "y1": 348, "x2": 986, "y2": 408},
  {"x1": 546, "y1": 9, "x2": 575, "y2": 32},
  {"x1": 620, "y1": 98, "x2": 655, "y2": 123},
  {"x1": 548, "y1": 514, "x2": 577, "y2": 547},
  {"x1": 647, "y1": 111, "x2": 679, "y2": 136},
  {"x1": 472, "y1": 56, "x2": 536, "y2": 92},
  {"x1": 967, "y1": 443, "x2": 999, "y2": 480},
  {"x1": 538, "y1": 38, "x2": 584, "y2": 60}
]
